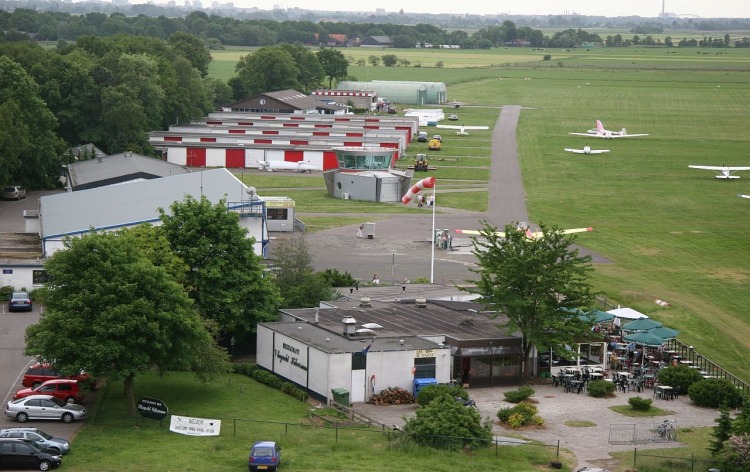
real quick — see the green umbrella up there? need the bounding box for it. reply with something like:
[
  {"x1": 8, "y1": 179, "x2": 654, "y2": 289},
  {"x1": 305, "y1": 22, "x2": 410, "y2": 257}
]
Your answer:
[
  {"x1": 622, "y1": 318, "x2": 662, "y2": 332},
  {"x1": 647, "y1": 326, "x2": 680, "y2": 340},
  {"x1": 586, "y1": 309, "x2": 615, "y2": 323},
  {"x1": 624, "y1": 331, "x2": 667, "y2": 347}
]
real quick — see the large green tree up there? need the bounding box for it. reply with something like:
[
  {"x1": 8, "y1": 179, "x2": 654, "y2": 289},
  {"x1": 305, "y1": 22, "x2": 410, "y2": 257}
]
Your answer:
[
  {"x1": 279, "y1": 44, "x2": 324, "y2": 93},
  {"x1": 271, "y1": 232, "x2": 335, "y2": 308},
  {"x1": 316, "y1": 48, "x2": 348, "y2": 89},
  {"x1": 230, "y1": 46, "x2": 300, "y2": 99},
  {"x1": 158, "y1": 195, "x2": 281, "y2": 341},
  {"x1": 463, "y1": 222, "x2": 595, "y2": 377},
  {"x1": 25, "y1": 230, "x2": 228, "y2": 416}
]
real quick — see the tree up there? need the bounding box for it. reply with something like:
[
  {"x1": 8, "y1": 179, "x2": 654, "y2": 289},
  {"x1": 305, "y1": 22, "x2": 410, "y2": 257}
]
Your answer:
[
  {"x1": 402, "y1": 394, "x2": 492, "y2": 451},
  {"x1": 711, "y1": 407, "x2": 734, "y2": 456},
  {"x1": 367, "y1": 55, "x2": 381, "y2": 67},
  {"x1": 316, "y1": 48, "x2": 349, "y2": 89},
  {"x1": 271, "y1": 232, "x2": 335, "y2": 308},
  {"x1": 169, "y1": 31, "x2": 211, "y2": 77},
  {"x1": 279, "y1": 44, "x2": 324, "y2": 93},
  {"x1": 158, "y1": 195, "x2": 282, "y2": 341},
  {"x1": 232, "y1": 46, "x2": 300, "y2": 99},
  {"x1": 462, "y1": 222, "x2": 594, "y2": 378},
  {"x1": 381, "y1": 54, "x2": 398, "y2": 67},
  {"x1": 24, "y1": 230, "x2": 228, "y2": 416}
]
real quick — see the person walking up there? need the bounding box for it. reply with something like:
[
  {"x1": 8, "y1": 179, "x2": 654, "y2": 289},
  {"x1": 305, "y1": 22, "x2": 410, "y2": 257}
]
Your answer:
[{"x1": 357, "y1": 224, "x2": 364, "y2": 238}]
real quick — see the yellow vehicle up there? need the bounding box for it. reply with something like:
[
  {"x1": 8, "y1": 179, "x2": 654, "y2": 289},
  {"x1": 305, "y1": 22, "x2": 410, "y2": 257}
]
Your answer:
[
  {"x1": 427, "y1": 138, "x2": 441, "y2": 151},
  {"x1": 414, "y1": 154, "x2": 429, "y2": 171}
]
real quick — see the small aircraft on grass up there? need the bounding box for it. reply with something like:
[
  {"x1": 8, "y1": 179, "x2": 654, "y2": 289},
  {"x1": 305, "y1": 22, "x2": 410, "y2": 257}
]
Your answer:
[
  {"x1": 688, "y1": 165, "x2": 750, "y2": 180},
  {"x1": 436, "y1": 124, "x2": 489, "y2": 136},
  {"x1": 455, "y1": 225, "x2": 593, "y2": 240},
  {"x1": 738, "y1": 194, "x2": 750, "y2": 199},
  {"x1": 258, "y1": 160, "x2": 318, "y2": 173},
  {"x1": 564, "y1": 145, "x2": 610, "y2": 155},
  {"x1": 569, "y1": 120, "x2": 649, "y2": 139}
]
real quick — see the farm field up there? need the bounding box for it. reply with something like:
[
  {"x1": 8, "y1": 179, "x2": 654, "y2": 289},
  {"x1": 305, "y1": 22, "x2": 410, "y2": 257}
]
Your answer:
[{"x1": 213, "y1": 45, "x2": 750, "y2": 384}]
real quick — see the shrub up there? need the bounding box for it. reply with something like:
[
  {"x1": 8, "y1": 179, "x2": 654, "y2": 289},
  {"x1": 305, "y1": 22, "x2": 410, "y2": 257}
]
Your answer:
[
  {"x1": 689, "y1": 378, "x2": 744, "y2": 408},
  {"x1": 251, "y1": 369, "x2": 283, "y2": 389},
  {"x1": 504, "y1": 386, "x2": 535, "y2": 403},
  {"x1": 628, "y1": 396, "x2": 653, "y2": 411},
  {"x1": 232, "y1": 362, "x2": 258, "y2": 376},
  {"x1": 497, "y1": 401, "x2": 539, "y2": 428},
  {"x1": 417, "y1": 384, "x2": 468, "y2": 406},
  {"x1": 319, "y1": 268, "x2": 356, "y2": 287},
  {"x1": 658, "y1": 365, "x2": 703, "y2": 394},
  {"x1": 588, "y1": 380, "x2": 616, "y2": 398},
  {"x1": 403, "y1": 395, "x2": 492, "y2": 451},
  {"x1": 0, "y1": 285, "x2": 14, "y2": 299},
  {"x1": 543, "y1": 54, "x2": 552, "y2": 60}
]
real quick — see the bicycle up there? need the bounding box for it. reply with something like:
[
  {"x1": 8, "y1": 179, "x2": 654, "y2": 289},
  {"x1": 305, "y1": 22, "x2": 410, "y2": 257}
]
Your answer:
[{"x1": 656, "y1": 419, "x2": 676, "y2": 440}]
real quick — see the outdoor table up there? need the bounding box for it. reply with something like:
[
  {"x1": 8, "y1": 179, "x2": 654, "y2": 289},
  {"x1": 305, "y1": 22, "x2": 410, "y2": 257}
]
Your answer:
[
  {"x1": 589, "y1": 372, "x2": 603, "y2": 380},
  {"x1": 655, "y1": 385, "x2": 674, "y2": 400},
  {"x1": 617, "y1": 371, "x2": 632, "y2": 377}
]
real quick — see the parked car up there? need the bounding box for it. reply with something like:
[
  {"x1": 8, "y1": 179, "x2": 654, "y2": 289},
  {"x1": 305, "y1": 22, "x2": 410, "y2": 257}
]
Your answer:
[
  {"x1": 432, "y1": 134, "x2": 443, "y2": 141},
  {"x1": 248, "y1": 440, "x2": 281, "y2": 471},
  {"x1": 0, "y1": 428, "x2": 70, "y2": 454},
  {"x1": 22, "y1": 363, "x2": 92, "y2": 389},
  {"x1": 448, "y1": 114, "x2": 459, "y2": 121},
  {"x1": 417, "y1": 131, "x2": 428, "y2": 142},
  {"x1": 5, "y1": 395, "x2": 86, "y2": 424},
  {"x1": 0, "y1": 438, "x2": 62, "y2": 471},
  {"x1": 2, "y1": 185, "x2": 27, "y2": 200},
  {"x1": 9, "y1": 291, "x2": 32, "y2": 312},
  {"x1": 427, "y1": 138, "x2": 442, "y2": 151},
  {"x1": 14, "y1": 379, "x2": 85, "y2": 404}
]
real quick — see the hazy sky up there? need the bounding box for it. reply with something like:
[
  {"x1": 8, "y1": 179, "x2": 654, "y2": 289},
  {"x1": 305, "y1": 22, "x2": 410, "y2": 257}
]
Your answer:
[{"x1": 235, "y1": 1, "x2": 750, "y2": 18}]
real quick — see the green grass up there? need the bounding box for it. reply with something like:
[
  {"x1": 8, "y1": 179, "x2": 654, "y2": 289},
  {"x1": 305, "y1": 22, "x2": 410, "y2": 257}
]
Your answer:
[
  {"x1": 609, "y1": 427, "x2": 719, "y2": 472},
  {"x1": 65, "y1": 371, "x2": 567, "y2": 471},
  {"x1": 609, "y1": 405, "x2": 674, "y2": 417}
]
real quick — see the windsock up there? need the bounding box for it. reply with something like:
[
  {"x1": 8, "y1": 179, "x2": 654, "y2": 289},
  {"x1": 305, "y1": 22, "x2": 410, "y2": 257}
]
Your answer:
[{"x1": 402, "y1": 176, "x2": 435, "y2": 204}]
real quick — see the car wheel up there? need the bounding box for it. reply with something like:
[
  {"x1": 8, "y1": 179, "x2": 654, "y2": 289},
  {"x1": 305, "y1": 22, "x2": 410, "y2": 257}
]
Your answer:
[
  {"x1": 17, "y1": 412, "x2": 29, "y2": 423},
  {"x1": 62, "y1": 412, "x2": 74, "y2": 423},
  {"x1": 65, "y1": 396, "x2": 76, "y2": 404},
  {"x1": 38, "y1": 459, "x2": 51, "y2": 471}
]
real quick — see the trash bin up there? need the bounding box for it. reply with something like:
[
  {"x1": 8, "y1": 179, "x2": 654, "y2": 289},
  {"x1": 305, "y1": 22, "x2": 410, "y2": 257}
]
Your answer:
[
  {"x1": 363, "y1": 222, "x2": 375, "y2": 239},
  {"x1": 331, "y1": 388, "x2": 350, "y2": 406},
  {"x1": 413, "y1": 378, "x2": 437, "y2": 398}
]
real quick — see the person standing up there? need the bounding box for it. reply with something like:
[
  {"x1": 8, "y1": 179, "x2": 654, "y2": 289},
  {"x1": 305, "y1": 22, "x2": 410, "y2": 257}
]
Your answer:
[
  {"x1": 357, "y1": 224, "x2": 364, "y2": 238},
  {"x1": 372, "y1": 274, "x2": 380, "y2": 284}
]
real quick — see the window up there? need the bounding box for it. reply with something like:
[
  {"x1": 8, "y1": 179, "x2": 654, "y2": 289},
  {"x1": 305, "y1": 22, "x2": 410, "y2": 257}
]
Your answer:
[
  {"x1": 33, "y1": 270, "x2": 50, "y2": 284},
  {"x1": 267, "y1": 208, "x2": 288, "y2": 220}
]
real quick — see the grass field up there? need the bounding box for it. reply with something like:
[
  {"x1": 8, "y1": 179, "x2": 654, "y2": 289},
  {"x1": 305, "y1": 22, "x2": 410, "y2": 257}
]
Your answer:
[
  {"x1": 64, "y1": 371, "x2": 563, "y2": 471},
  {"x1": 214, "y1": 45, "x2": 750, "y2": 385}
]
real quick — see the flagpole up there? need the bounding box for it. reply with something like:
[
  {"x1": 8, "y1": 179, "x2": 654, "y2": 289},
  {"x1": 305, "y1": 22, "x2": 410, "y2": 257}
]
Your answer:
[{"x1": 430, "y1": 181, "x2": 436, "y2": 284}]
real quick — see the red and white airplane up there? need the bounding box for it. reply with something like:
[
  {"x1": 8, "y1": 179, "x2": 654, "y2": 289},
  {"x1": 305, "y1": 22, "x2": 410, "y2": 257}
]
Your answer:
[
  {"x1": 258, "y1": 160, "x2": 318, "y2": 173},
  {"x1": 455, "y1": 225, "x2": 593, "y2": 240},
  {"x1": 688, "y1": 165, "x2": 750, "y2": 179},
  {"x1": 564, "y1": 145, "x2": 610, "y2": 155},
  {"x1": 570, "y1": 120, "x2": 649, "y2": 139}
]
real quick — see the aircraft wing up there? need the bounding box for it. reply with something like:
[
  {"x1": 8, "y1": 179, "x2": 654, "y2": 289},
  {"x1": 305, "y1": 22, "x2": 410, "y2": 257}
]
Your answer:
[
  {"x1": 569, "y1": 132, "x2": 596, "y2": 137},
  {"x1": 454, "y1": 229, "x2": 507, "y2": 237},
  {"x1": 437, "y1": 125, "x2": 489, "y2": 130},
  {"x1": 739, "y1": 194, "x2": 750, "y2": 199},
  {"x1": 689, "y1": 165, "x2": 750, "y2": 171},
  {"x1": 587, "y1": 150, "x2": 610, "y2": 154},
  {"x1": 455, "y1": 227, "x2": 592, "y2": 239},
  {"x1": 612, "y1": 133, "x2": 649, "y2": 138},
  {"x1": 564, "y1": 149, "x2": 588, "y2": 154},
  {"x1": 564, "y1": 149, "x2": 610, "y2": 154}
]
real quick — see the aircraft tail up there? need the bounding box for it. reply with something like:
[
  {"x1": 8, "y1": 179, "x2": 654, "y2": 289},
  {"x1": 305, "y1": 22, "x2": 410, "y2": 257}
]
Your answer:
[
  {"x1": 620, "y1": 128, "x2": 627, "y2": 135},
  {"x1": 596, "y1": 120, "x2": 604, "y2": 131}
]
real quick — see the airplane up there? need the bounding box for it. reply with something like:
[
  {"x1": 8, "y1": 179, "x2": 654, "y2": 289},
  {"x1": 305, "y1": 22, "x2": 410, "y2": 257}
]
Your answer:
[
  {"x1": 454, "y1": 225, "x2": 593, "y2": 240},
  {"x1": 258, "y1": 160, "x2": 318, "y2": 173},
  {"x1": 738, "y1": 194, "x2": 750, "y2": 199},
  {"x1": 688, "y1": 165, "x2": 750, "y2": 179},
  {"x1": 569, "y1": 120, "x2": 649, "y2": 139},
  {"x1": 563, "y1": 145, "x2": 610, "y2": 155},
  {"x1": 436, "y1": 124, "x2": 489, "y2": 136}
]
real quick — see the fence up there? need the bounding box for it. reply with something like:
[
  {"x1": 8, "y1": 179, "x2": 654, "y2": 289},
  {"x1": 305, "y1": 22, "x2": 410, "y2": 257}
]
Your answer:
[
  {"x1": 632, "y1": 448, "x2": 722, "y2": 471},
  {"x1": 609, "y1": 422, "x2": 678, "y2": 445}
]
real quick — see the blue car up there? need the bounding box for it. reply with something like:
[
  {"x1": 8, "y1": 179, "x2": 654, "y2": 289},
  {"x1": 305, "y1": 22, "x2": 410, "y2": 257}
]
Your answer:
[
  {"x1": 248, "y1": 441, "x2": 281, "y2": 471},
  {"x1": 9, "y1": 292, "x2": 32, "y2": 312}
]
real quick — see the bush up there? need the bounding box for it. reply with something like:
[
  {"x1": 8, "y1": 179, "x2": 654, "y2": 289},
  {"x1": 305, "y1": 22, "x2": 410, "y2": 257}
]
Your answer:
[
  {"x1": 497, "y1": 401, "x2": 542, "y2": 428},
  {"x1": 689, "y1": 378, "x2": 744, "y2": 408},
  {"x1": 658, "y1": 365, "x2": 703, "y2": 394},
  {"x1": 232, "y1": 362, "x2": 258, "y2": 376},
  {"x1": 0, "y1": 285, "x2": 14, "y2": 299},
  {"x1": 504, "y1": 386, "x2": 535, "y2": 403},
  {"x1": 319, "y1": 268, "x2": 356, "y2": 287},
  {"x1": 543, "y1": 54, "x2": 552, "y2": 60},
  {"x1": 417, "y1": 384, "x2": 468, "y2": 406},
  {"x1": 588, "y1": 380, "x2": 616, "y2": 398},
  {"x1": 628, "y1": 396, "x2": 653, "y2": 411},
  {"x1": 403, "y1": 395, "x2": 492, "y2": 450}
]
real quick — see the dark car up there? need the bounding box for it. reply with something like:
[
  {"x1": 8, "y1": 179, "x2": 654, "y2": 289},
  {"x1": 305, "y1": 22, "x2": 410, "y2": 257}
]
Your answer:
[
  {"x1": 0, "y1": 438, "x2": 62, "y2": 471},
  {"x1": 9, "y1": 291, "x2": 32, "y2": 312},
  {"x1": 0, "y1": 428, "x2": 70, "y2": 455},
  {"x1": 22, "y1": 363, "x2": 92, "y2": 389},
  {"x1": 2, "y1": 185, "x2": 27, "y2": 200},
  {"x1": 248, "y1": 440, "x2": 281, "y2": 471}
]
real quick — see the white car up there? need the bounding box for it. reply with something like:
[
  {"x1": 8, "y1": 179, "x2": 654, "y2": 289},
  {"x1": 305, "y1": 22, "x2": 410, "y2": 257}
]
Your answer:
[
  {"x1": 0, "y1": 428, "x2": 71, "y2": 454},
  {"x1": 5, "y1": 395, "x2": 86, "y2": 424}
]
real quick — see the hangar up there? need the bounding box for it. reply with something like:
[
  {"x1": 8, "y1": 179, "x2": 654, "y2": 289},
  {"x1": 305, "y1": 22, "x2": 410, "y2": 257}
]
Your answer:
[{"x1": 336, "y1": 80, "x2": 448, "y2": 105}]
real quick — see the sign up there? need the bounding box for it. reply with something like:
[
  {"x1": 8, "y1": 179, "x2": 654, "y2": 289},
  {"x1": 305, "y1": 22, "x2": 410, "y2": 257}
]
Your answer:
[
  {"x1": 169, "y1": 415, "x2": 221, "y2": 436},
  {"x1": 136, "y1": 397, "x2": 168, "y2": 421},
  {"x1": 415, "y1": 349, "x2": 436, "y2": 358}
]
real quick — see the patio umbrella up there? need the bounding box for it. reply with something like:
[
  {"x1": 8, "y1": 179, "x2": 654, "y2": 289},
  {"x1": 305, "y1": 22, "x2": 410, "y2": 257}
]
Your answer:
[
  {"x1": 647, "y1": 326, "x2": 680, "y2": 340},
  {"x1": 624, "y1": 331, "x2": 667, "y2": 347},
  {"x1": 622, "y1": 318, "x2": 663, "y2": 332},
  {"x1": 586, "y1": 309, "x2": 615, "y2": 323}
]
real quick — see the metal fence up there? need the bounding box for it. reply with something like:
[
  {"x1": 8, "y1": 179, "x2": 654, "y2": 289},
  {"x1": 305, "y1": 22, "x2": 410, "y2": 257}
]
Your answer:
[
  {"x1": 631, "y1": 448, "x2": 722, "y2": 471},
  {"x1": 609, "y1": 422, "x2": 678, "y2": 445}
]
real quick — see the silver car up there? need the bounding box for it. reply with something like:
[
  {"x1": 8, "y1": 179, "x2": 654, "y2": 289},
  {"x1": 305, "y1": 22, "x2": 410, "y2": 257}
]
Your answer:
[
  {"x1": 5, "y1": 395, "x2": 86, "y2": 424},
  {"x1": 2, "y1": 185, "x2": 26, "y2": 200},
  {"x1": 0, "y1": 428, "x2": 70, "y2": 454}
]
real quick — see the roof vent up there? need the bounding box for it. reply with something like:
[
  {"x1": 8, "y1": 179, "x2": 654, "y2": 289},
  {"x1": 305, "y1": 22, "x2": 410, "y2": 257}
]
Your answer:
[
  {"x1": 342, "y1": 316, "x2": 357, "y2": 336},
  {"x1": 359, "y1": 297, "x2": 371, "y2": 308},
  {"x1": 415, "y1": 297, "x2": 427, "y2": 308}
]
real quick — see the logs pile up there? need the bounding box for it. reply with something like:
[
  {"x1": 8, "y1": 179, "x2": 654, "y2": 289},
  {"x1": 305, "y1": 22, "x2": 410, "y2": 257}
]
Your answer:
[{"x1": 370, "y1": 387, "x2": 416, "y2": 405}]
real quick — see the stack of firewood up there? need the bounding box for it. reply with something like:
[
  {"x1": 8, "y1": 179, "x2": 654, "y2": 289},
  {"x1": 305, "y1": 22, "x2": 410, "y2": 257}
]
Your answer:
[{"x1": 370, "y1": 387, "x2": 416, "y2": 405}]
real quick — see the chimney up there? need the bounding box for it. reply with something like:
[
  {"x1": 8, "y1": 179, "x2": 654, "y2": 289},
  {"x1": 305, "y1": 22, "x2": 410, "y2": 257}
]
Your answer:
[
  {"x1": 342, "y1": 316, "x2": 357, "y2": 336},
  {"x1": 415, "y1": 297, "x2": 427, "y2": 308},
  {"x1": 96, "y1": 153, "x2": 102, "y2": 163},
  {"x1": 359, "y1": 297, "x2": 371, "y2": 308}
]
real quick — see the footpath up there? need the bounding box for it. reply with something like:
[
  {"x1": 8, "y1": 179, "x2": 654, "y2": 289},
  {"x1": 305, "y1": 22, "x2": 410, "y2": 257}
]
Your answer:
[{"x1": 354, "y1": 382, "x2": 721, "y2": 471}]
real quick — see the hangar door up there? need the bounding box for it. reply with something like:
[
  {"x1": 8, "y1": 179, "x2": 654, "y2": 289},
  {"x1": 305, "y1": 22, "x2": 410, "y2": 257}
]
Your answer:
[
  {"x1": 378, "y1": 179, "x2": 400, "y2": 202},
  {"x1": 245, "y1": 149, "x2": 265, "y2": 168}
]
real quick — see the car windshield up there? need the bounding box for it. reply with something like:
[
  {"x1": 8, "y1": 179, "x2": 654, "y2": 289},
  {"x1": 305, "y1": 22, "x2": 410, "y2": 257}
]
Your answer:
[
  {"x1": 4, "y1": 187, "x2": 15, "y2": 192},
  {"x1": 252, "y1": 447, "x2": 274, "y2": 457},
  {"x1": 44, "y1": 397, "x2": 66, "y2": 407},
  {"x1": 12, "y1": 293, "x2": 29, "y2": 299},
  {"x1": 36, "y1": 430, "x2": 53, "y2": 440}
]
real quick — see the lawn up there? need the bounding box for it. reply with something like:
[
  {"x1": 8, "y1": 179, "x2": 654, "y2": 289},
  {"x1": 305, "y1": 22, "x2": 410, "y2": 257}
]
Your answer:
[
  {"x1": 64, "y1": 371, "x2": 563, "y2": 471},
  {"x1": 212, "y1": 46, "x2": 750, "y2": 384}
]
